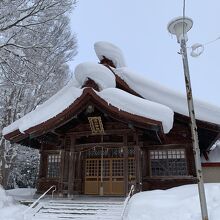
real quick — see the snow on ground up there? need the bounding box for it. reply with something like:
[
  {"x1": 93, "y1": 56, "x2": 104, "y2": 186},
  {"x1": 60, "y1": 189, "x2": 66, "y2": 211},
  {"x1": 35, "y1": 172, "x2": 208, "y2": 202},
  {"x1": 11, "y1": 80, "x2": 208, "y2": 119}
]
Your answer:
[
  {"x1": 7, "y1": 188, "x2": 36, "y2": 201},
  {"x1": 125, "y1": 183, "x2": 220, "y2": 220},
  {"x1": 2, "y1": 184, "x2": 220, "y2": 219},
  {"x1": 94, "y1": 41, "x2": 126, "y2": 68},
  {"x1": 0, "y1": 186, "x2": 30, "y2": 220}
]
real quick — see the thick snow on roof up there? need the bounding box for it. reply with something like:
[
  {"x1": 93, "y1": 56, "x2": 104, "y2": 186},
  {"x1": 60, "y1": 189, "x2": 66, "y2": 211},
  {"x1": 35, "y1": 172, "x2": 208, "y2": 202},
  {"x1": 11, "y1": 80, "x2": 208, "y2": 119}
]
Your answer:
[
  {"x1": 3, "y1": 78, "x2": 174, "y2": 135},
  {"x1": 2, "y1": 81, "x2": 83, "y2": 135},
  {"x1": 98, "y1": 88, "x2": 173, "y2": 133},
  {"x1": 75, "y1": 62, "x2": 116, "y2": 90},
  {"x1": 115, "y1": 67, "x2": 220, "y2": 125},
  {"x1": 94, "y1": 41, "x2": 126, "y2": 68}
]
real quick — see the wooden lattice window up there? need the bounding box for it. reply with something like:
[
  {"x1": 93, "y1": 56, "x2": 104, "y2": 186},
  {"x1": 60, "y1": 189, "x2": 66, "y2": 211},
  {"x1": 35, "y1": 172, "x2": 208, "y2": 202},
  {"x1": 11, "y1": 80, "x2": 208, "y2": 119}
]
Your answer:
[
  {"x1": 85, "y1": 159, "x2": 97, "y2": 177},
  {"x1": 150, "y1": 149, "x2": 188, "y2": 177},
  {"x1": 47, "y1": 154, "x2": 61, "y2": 178}
]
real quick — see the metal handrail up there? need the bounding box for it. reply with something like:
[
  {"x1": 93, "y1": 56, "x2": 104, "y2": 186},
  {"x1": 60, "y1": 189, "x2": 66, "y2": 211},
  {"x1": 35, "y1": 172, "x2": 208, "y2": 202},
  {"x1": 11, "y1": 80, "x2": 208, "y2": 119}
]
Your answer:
[
  {"x1": 23, "y1": 185, "x2": 56, "y2": 218},
  {"x1": 121, "y1": 185, "x2": 135, "y2": 219}
]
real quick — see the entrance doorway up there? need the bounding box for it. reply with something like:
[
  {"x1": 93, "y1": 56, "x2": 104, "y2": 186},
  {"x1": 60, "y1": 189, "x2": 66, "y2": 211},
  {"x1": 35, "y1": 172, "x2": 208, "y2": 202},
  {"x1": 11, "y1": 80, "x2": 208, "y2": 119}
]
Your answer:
[{"x1": 84, "y1": 147, "x2": 135, "y2": 195}]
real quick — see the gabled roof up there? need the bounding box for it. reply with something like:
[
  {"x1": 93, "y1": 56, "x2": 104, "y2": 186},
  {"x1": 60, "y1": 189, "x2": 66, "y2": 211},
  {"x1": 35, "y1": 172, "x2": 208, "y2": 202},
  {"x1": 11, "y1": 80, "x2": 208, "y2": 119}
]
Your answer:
[
  {"x1": 3, "y1": 41, "x2": 220, "y2": 146},
  {"x1": 3, "y1": 87, "x2": 173, "y2": 142}
]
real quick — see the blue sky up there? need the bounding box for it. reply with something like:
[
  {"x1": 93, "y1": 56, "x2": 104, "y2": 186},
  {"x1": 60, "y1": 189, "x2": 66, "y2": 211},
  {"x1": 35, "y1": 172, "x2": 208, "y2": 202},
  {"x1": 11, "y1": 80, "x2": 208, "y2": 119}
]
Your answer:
[{"x1": 70, "y1": 1, "x2": 220, "y2": 105}]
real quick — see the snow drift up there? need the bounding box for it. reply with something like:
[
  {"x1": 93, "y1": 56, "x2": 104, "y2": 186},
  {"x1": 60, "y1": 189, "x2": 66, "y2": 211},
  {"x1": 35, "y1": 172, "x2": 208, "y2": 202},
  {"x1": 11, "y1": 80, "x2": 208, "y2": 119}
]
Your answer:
[
  {"x1": 125, "y1": 184, "x2": 220, "y2": 220},
  {"x1": 0, "y1": 185, "x2": 14, "y2": 208},
  {"x1": 0, "y1": 185, "x2": 26, "y2": 220}
]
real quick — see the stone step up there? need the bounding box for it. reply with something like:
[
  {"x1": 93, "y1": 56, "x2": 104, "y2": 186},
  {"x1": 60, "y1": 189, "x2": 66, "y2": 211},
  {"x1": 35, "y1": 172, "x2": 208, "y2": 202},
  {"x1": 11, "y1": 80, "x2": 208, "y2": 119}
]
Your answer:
[
  {"x1": 31, "y1": 198, "x2": 124, "y2": 220},
  {"x1": 40, "y1": 208, "x2": 122, "y2": 213}
]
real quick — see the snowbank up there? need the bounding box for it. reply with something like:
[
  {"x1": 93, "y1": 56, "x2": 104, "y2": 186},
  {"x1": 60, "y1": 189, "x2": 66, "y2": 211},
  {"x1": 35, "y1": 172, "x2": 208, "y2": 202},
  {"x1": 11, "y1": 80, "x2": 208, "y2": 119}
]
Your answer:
[
  {"x1": 7, "y1": 188, "x2": 36, "y2": 201},
  {"x1": 116, "y1": 67, "x2": 220, "y2": 125},
  {"x1": 125, "y1": 184, "x2": 220, "y2": 220},
  {"x1": 0, "y1": 185, "x2": 25, "y2": 220},
  {"x1": 0, "y1": 185, "x2": 14, "y2": 208},
  {"x1": 75, "y1": 62, "x2": 116, "y2": 90},
  {"x1": 94, "y1": 41, "x2": 126, "y2": 68},
  {"x1": 98, "y1": 88, "x2": 174, "y2": 133}
]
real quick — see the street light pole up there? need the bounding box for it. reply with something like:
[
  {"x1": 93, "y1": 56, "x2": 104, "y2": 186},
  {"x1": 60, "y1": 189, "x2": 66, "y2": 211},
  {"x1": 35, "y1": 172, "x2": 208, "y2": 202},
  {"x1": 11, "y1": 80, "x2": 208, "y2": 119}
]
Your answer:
[
  {"x1": 168, "y1": 17, "x2": 209, "y2": 220},
  {"x1": 180, "y1": 38, "x2": 208, "y2": 220}
]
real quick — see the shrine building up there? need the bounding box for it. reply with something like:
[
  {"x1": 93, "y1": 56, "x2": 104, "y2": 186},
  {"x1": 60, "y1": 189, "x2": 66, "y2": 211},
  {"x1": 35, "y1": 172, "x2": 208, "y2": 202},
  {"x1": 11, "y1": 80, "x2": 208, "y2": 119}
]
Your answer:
[{"x1": 3, "y1": 41, "x2": 220, "y2": 196}]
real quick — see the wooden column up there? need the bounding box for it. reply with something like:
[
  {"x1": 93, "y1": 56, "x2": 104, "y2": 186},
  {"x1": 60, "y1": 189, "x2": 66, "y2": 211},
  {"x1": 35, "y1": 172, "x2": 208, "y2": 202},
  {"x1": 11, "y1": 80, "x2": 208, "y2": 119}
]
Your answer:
[
  {"x1": 77, "y1": 151, "x2": 82, "y2": 193},
  {"x1": 134, "y1": 133, "x2": 141, "y2": 192},
  {"x1": 123, "y1": 134, "x2": 129, "y2": 196},
  {"x1": 59, "y1": 149, "x2": 65, "y2": 196},
  {"x1": 68, "y1": 136, "x2": 76, "y2": 197}
]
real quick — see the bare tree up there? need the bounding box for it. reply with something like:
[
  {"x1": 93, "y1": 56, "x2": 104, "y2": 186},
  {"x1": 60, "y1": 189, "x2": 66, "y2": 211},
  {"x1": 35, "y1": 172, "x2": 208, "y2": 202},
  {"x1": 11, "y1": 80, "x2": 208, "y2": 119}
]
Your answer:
[{"x1": 0, "y1": 0, "x2": 77, "y2": 188}]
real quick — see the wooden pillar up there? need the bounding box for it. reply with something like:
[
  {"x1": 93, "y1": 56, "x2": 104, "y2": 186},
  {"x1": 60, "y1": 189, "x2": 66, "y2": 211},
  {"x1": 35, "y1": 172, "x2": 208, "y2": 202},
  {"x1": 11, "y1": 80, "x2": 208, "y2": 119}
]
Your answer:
[
  {"x1": 134, "y1": 133, "x2": 141, "y2": 192},
  {"x1": 68, "y1": 137, "x2": 76, "y2": 197},
  {"x1": 59, "y1": 149, "x2": 65, "y2": 196},
  {"x1": 77, "y1": 151, "x2": 82, "y2": 193},
  {"x1": 123, "y1": 134, "x2": 129, "y2": 196}
]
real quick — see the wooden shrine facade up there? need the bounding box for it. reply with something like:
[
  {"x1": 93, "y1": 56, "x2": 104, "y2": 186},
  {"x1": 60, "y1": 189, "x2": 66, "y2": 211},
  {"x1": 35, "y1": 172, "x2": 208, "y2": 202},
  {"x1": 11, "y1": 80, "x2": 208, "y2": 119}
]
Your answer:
[
  {"x1": 36, "y1": 119, "x2": 198, "y2": 196},
  {"x1": 3, "y1": 58, "x2": 220, "y2": 197}
]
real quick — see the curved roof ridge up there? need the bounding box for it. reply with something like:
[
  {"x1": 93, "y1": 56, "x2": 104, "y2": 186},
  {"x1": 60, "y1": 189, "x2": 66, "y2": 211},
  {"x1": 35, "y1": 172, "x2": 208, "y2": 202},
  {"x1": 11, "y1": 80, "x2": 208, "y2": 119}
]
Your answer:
[{"x1": 3, "y1": 86, "x2": 174, "y2": 140}]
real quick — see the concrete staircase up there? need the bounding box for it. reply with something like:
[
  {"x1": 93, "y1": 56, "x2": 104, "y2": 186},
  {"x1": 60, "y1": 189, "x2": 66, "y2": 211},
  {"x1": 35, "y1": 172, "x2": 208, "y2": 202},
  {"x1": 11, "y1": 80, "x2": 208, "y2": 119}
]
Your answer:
[{"x1": 28, "y1": 197, "x2": 125, "y2": 220}]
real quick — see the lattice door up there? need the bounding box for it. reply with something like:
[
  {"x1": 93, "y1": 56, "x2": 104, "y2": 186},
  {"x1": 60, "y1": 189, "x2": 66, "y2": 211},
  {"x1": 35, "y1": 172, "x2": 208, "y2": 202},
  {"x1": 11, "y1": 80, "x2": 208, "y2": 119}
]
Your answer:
[{"x1": 85, "y1": 158, "x2": 131, "y2": 195}]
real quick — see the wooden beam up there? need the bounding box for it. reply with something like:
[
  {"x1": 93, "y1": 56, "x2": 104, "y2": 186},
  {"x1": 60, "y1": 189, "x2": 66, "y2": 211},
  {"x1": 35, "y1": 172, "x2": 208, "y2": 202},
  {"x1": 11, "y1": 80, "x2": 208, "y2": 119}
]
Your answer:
[{"x1": 66, "y1": 129, "x2": 134, "y2": 137}]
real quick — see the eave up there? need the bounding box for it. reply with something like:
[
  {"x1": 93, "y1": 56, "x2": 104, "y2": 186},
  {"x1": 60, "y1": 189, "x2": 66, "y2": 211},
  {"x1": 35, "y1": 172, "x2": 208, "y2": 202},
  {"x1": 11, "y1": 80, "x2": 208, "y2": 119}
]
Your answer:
[{"x1": 4, "y1": 87, "x2": 164, "y2": 144}]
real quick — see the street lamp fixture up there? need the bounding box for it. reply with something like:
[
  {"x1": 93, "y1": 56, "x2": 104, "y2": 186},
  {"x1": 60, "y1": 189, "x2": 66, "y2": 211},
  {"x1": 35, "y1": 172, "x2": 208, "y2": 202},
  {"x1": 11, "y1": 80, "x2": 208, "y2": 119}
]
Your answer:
[
  {"x1": 168, "y1": 16, "x2": 193, "y2": 43},
  {"x1": 167, "y1": 17, "x2": 209, "y2": 220}
]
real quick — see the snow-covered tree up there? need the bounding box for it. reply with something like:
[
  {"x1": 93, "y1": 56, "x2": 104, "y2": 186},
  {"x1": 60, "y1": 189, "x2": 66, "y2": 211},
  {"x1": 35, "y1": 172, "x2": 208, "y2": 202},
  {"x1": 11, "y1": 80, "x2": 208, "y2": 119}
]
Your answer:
[
  {"x1": 0, "y1": 0, "x2": 77, "y2": 188},
  {"x1": 7, "y1": 145, "x2": 40, "y2": 189}
]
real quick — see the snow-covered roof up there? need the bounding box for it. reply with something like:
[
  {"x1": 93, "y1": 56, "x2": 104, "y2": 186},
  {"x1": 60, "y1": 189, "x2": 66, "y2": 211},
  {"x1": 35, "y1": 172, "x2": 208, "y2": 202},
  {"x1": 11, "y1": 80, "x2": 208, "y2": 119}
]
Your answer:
[
  {"x1": 75, "y1": 62, "x2": 116, "y2": 90},
  {"x1": 2, "y1": 81, "x2": 83, "y2": 135},
  {"x1": 3, "y1": 41, "x2": 220, "y2": 139},
  {"x1": 3, "y1": 81, "x2": 174, "y2": 136},
  {"x1": 94, "y1": 41, "x2": 126, "y2": 68},
  {"x1": 115, "y1": 67, "x2": 220, "y2": 125},
  {"x1": 97, "y1": 88, "x2": 173, "y2": 133}
]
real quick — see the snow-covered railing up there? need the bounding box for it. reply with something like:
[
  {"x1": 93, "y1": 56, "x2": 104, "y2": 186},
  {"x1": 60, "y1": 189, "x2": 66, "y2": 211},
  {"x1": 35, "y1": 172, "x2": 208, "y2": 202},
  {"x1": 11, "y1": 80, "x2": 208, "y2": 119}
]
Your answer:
[
  {"x1": 121, "y1": 185, "x2": 135, "y2": 220},
  {"x1": 23, "y1": 185, "x2": 56, "y2": 219}
]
